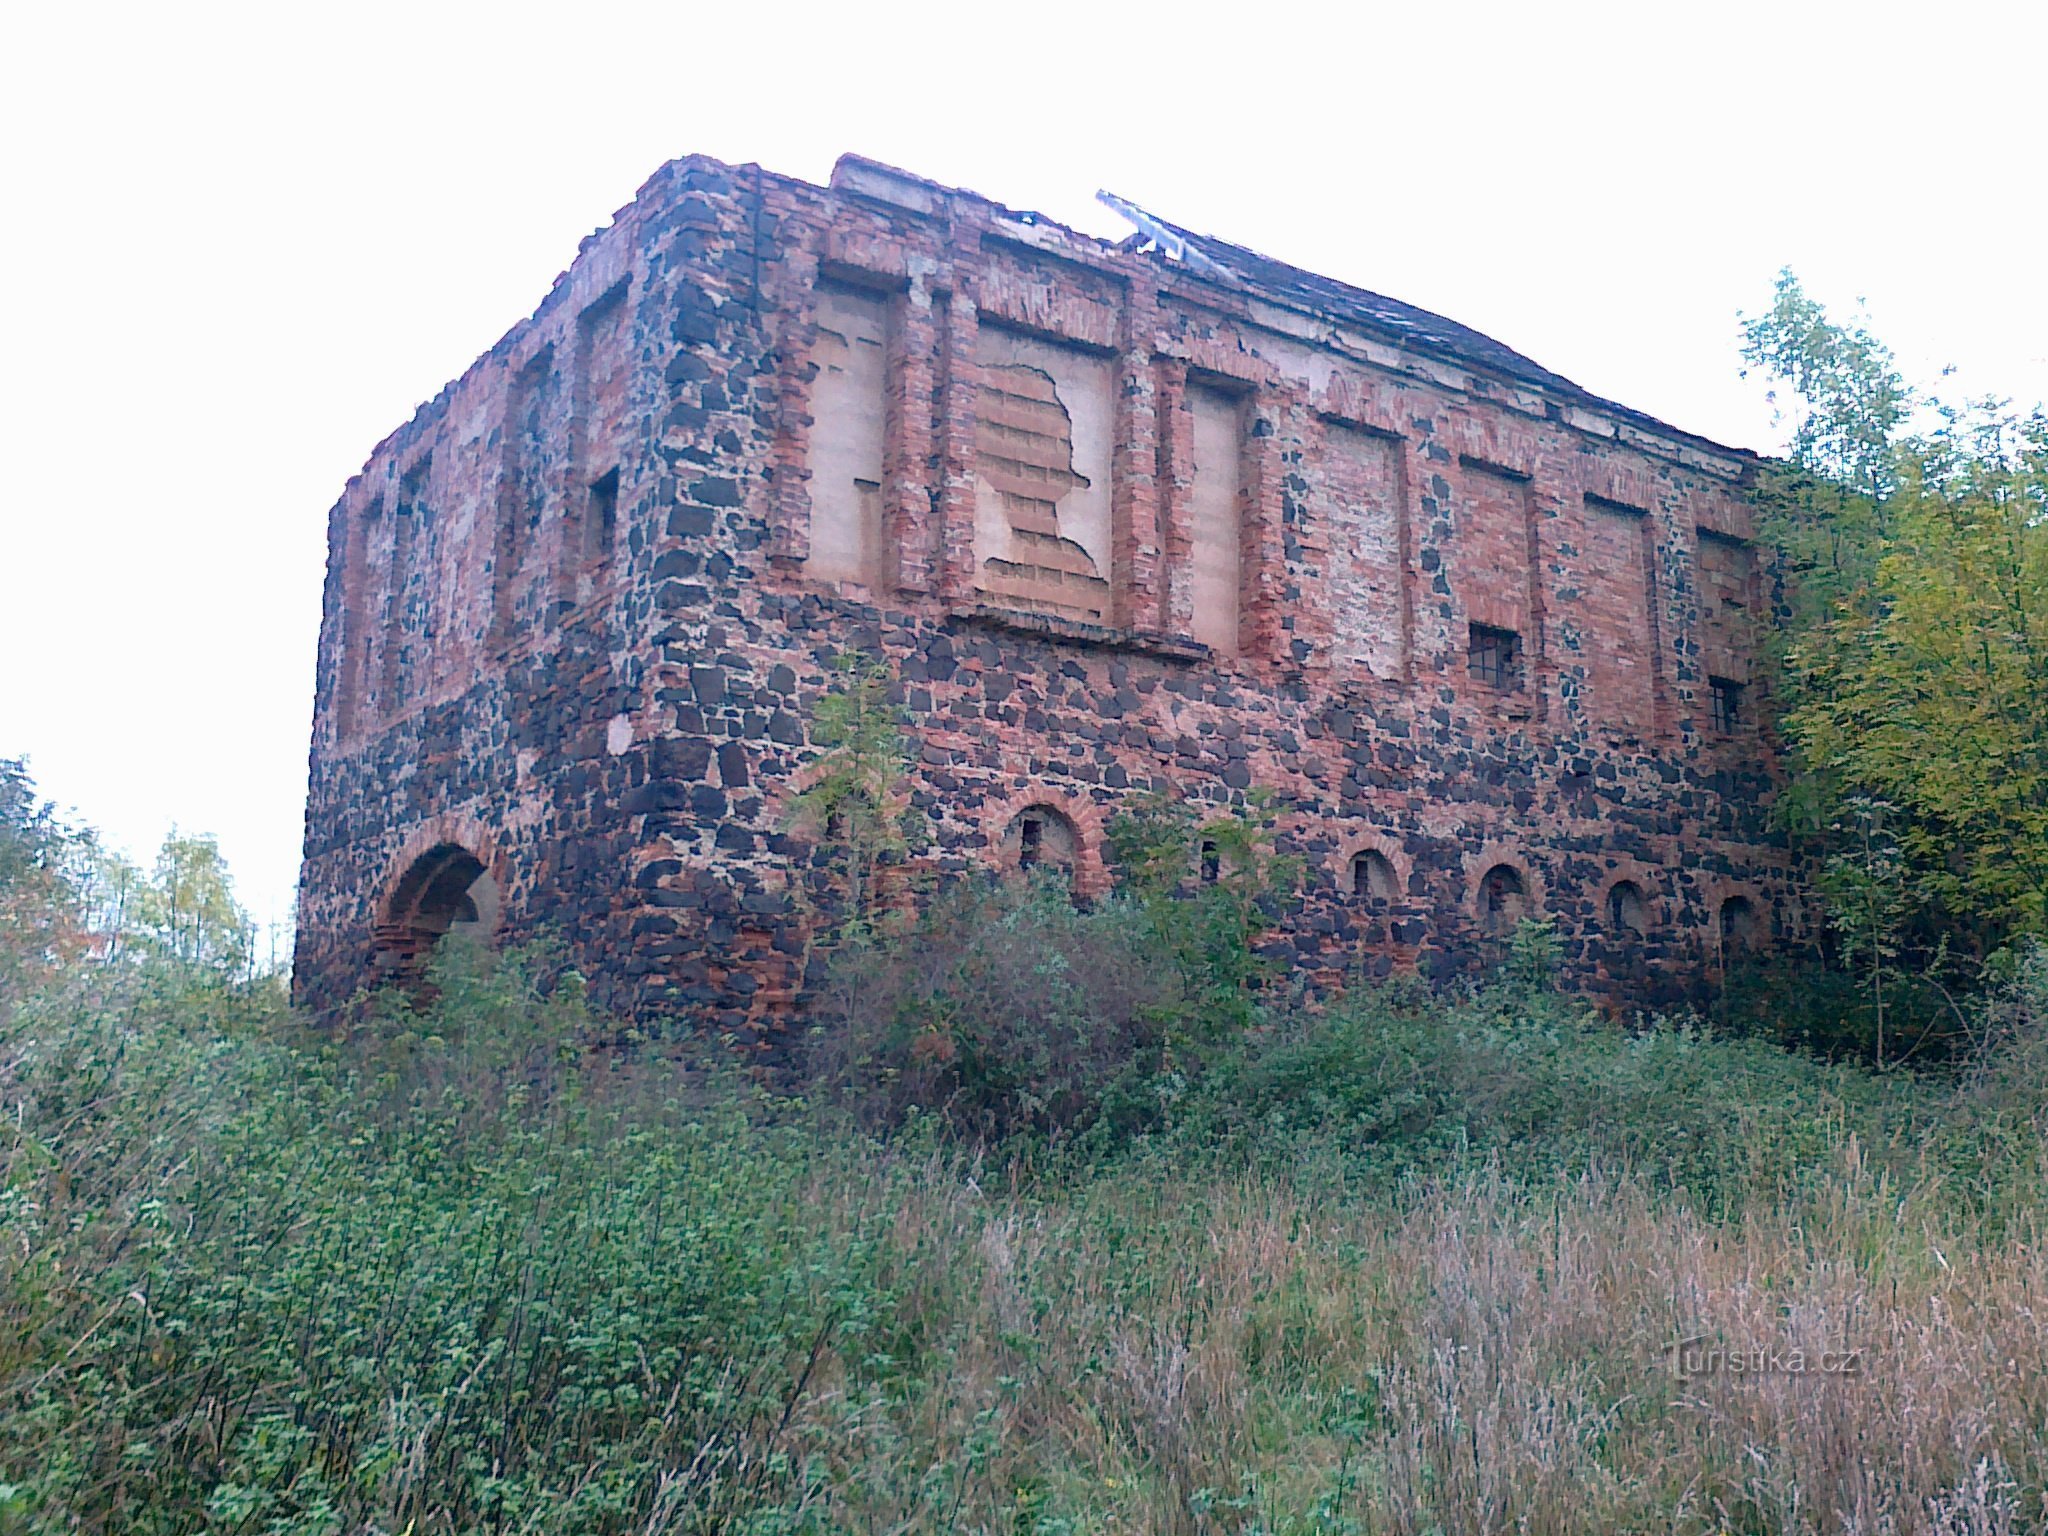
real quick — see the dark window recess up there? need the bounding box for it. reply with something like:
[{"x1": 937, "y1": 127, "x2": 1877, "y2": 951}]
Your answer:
[
  {"x1": 1709, "y1": 676, "x2": 1744, "y2": 733},
  {"x1": 1200, "y1": 839, "x2": 1220, "y2": 884},
  {"x1": 1479, "y1": 862, "x2": 1528, "y2": 936},
  {"x1": 1352, "y1": 849, "x2": 1397, "y2": 901},
  {"x1": 1607, "y1": 880, "x2": 1649, "y2": 935},
  {"x1": 587, "y1": 468, "x2": 620, "y2": 562},
  {"x1": 1467, "y1": 624, "x2": 1521, "y2": 690},
  {"x1": 1019, "y1": 815, "x2": 1043, "y2": 869},
  {"x1": 1720, "y1": 894, "x2": 1760, "y2": 949}
]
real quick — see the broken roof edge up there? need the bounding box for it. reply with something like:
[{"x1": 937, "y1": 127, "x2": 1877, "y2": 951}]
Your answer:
[
  {"x1": 333, "y1": 149, "x2": 1758, "y2": 512},
  {"x1": 1125, "y1": 201, "x2": 1760, "y2": 469},
  {"x1": 828, "y1": 152, "x2": 1757, "y2": 472}
]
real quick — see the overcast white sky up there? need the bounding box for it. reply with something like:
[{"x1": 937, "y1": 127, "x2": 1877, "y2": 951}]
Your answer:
[{"x1": 3, "y1": 0, "x2": 2044, "y2": 943}]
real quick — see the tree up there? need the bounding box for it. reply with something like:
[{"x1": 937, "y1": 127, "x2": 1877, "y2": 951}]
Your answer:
[
  {"x1": 0, "y1": 757, "x2": 92, "y2": 1006},
  {"x1": 1740, "y1": 273, "x2": 2048, "y2": 972},
  {"x1": 1106, "y1": 786, "x2": 1303, "y2": 1043},
  {"x1": 136, "y1": 830, "x2": 254, "y2": 972}
]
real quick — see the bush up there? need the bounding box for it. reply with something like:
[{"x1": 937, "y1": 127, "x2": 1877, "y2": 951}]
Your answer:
[
  {"x1": 0, "y1": 944, "x2": 918, "y2": 1535},
  {"x1": 1179, "y1": 975, "x2": 1929, "y2": 1214},
  {"x1": 805, "y1": 873, "x2": 1175, "y2": 1139}
]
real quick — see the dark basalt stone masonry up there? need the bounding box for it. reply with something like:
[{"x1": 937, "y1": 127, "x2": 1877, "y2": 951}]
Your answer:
[{"x1": 295, "y1": 151, "x2": 1803, "y2": 1039}]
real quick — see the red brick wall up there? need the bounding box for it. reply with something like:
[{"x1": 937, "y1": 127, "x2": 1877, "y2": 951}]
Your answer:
[{"x1": 294, "y1": 153, "x2": 1803, "y2": 1040}]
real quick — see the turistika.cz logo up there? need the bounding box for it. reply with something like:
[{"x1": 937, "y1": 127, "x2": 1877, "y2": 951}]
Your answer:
[{"x1": 1668, "y1": 1335, "x2": 1864, "y2": 1379}]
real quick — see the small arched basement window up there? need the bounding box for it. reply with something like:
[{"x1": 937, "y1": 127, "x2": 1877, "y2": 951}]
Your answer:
[
  {"x1": 1606, "y1": 879, "x2": 1649, "y2": 936},
  {"x1": 1479, "y1": 863, "x2": 1528, "y2": 936},
  {"x1": 1004, "y1": 805, "x2": 1079, "y2": 883},
  {"x1": 1719, "y1": 894, "x2": 1761, "y2": 951},
  {"x1": 1351, "y1": 849, "x2": 1398, "y2": 901}
]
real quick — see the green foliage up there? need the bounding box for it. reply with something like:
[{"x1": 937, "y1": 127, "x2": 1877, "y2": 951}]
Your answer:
[
  {"x1": 1, "y1": 944, "x2": 911, "y2": 1535},
  {"x1": 1740, "y1": 271, "x2": 2048, "y2": 989},
  {"x1": 1740, "y1": 266, "x2": 1912, "y2": 505},
  {"x1": 134, "y1": 828, "x2": 254, "y2": 972},
  {"x1": 807, "y1": 873, "x2": 1176, "y2": 1140},
  {"x1": 785, "y1": 652, "x2": 919, "y2": 934},
  {"x1": 1180, "y1": 979, "x2": 1926, "y2": 1215},
  {"x1": 1105, "y1": 786, "x2": 1304, "y2": 1044},
  {"x1": 0, "y1": 759, "x2": 94, "y2": 1008},
  {"x1": 1505, "y1": 915, "x2": 1561, "y2": 993}
]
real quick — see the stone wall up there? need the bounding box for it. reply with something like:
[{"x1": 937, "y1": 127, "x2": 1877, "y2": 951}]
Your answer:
[{"x1": 294, "y1": 151, "x2": 1803, "y2": 1041}]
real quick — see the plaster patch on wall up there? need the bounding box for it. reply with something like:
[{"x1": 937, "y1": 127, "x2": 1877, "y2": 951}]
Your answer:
[
  {"x1": 1188, "y1": 385, "x2": 1244, "y2": 654},
  {"x1": 973, "y1": 328, "x2": 1113, "y2": 622},
  {"x1": 803, "y1": 286, "x2": 890, "y2": 586},
  {"x1": 1321, "y1": 422, "x2": 1404, "y2": 679}
]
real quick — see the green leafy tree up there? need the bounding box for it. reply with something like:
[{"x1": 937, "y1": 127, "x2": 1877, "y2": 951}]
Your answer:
[
  {"x1": 137, "y1": 830, "x2": 253, "y2": 972},
  {"x1": 1740, "y1": 273, "x2": 2048, "y2": 976},
  {"x1": 1817, "y1": 797, "x2": 1913, "y2": 1065},
  {"x1": 0, "y1": 757, "x2": 92, "y2": 1005}
]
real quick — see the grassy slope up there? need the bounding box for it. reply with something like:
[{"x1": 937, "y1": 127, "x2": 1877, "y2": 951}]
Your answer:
[{"x1": 3, "y1": 950, "x2": 2046, "y2": 1535}]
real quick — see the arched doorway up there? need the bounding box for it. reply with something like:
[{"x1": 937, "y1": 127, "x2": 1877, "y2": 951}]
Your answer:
[{"x1": 372, "y1": 843, "x2": 500, "y2": 982}]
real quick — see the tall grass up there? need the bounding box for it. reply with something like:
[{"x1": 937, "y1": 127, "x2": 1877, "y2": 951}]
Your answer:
[{"x1": 4, "y1": 941, "x2": 2046, "y2": 1533}]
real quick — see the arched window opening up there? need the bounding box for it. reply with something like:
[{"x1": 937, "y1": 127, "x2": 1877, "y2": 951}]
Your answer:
[
  {"x1": 374, "y1": 843, "x2": 499, "y2": 981},
  {"x1": 1199, "y1": 839, "x2": 1221, "y2": 884},
  {"x1": 1479, "y1": 863, "x2": 1527, "y2": 936},
  {"x1": 1003, "y1": 805, "x2": 1078, "y2": 884},
  {"x1": 1351, "y1": 849, "x2": 1398, "y2": 902},
  {"x1": 1606, "y1": 879, "x2": 1649, "y2": 936},
  {"x1": 1720, "y1": 894, "x2": 1760, "y2": 951}
]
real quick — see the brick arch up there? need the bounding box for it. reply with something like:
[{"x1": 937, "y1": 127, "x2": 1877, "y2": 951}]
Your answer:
[
  {"x1": 978, "y1": 783, "x2": 1112, "y2": 900},
  {"x1": 1704, "y1": 877, "x2": 1771, "y2": 963},
  {"x1": 371, "y1": 812, "x2": 511, "y2": 982},
  {"x1": 1329, "y1": 828, "x2": 1412, "y2": 903},
  {"x1": 1595, "y1": 854, "x2": 1668, "y2": 934},
  {"x1": 379, "y1": 811, "x2": 510, "y2": 919},
  {"x1": 1462, "y1": 841, "x2": 1545, "y2": 931}
]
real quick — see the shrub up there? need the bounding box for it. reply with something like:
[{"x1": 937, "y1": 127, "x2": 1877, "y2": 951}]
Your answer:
[
  {"x1": 1179, "y1": 976, "x2": 1927, "y2": 1213},
  {"x1": 805, "y1": 873, "x2": 1175, "y2": 1139},
  {"x1": 0, "y1": 944, "x2": 916, "y2": 1535}
]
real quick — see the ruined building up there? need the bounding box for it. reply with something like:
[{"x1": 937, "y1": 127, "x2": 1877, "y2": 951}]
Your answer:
[{"x1": 294, "y1": 152, "x2": 1798, "y2": 1030}]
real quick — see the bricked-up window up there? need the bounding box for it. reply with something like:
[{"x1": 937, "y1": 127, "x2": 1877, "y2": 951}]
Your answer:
[
  {"x1": 1709, "y1": 675, "x2": 1744, "y2": 734},
  {"x1": 585, "y1": 468, "x2": 619, "y2": 564},
  {"x1": 379, "y1": 505, "x2": 415, "y2": 718},
  {"x1": 335, "y1": 495, "x2": 378, "y2": 743},
  {"x1": 495, "y1": 346, "x2": 555, "y2": 641},
  {"x1": 381, "y1": 456, "x2": 431, "y2": 719},
  {"x1": 1188, "y1": 385, "x2": 1246, "y2": 654},
  {"x1": 805, "y1": 286, "x2": 891, "y2": 587},
  {"x1": 1351, "y1": 849, "x2": 1398, "y2": 901},
  {"x1": 1606, "y1": 879, "x2": 1649, "y2": 935},
  {"x1": 1468, "y1": 624, "x2": 1522, "y2": 691}
]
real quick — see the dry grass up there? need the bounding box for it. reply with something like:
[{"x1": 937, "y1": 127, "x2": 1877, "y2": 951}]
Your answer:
[{"x1": 778, "y1": 1147, "x2": 2048, "y2": 1534}]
